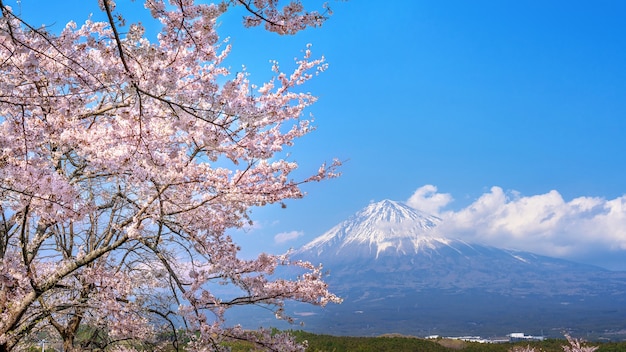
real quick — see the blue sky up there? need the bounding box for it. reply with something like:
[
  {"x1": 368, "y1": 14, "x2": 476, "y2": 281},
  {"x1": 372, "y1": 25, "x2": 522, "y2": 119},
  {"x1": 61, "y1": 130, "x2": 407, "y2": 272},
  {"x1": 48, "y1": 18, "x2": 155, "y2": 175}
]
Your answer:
[
  {"x1": 11, "y1": 1, "x2": 626, "y2": 269},
  {"x1": 226, "y1": 0, "x2": 626, "y2": 270}
]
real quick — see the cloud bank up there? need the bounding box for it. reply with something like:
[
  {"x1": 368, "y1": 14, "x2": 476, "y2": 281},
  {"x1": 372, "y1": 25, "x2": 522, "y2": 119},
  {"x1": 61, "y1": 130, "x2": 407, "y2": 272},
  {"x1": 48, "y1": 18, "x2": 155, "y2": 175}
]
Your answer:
[
  {"x1": 407, "y1": 185, "x2": 626, "y2": 260},
  {"x1": 406, "y1": 184, "x2": 453, "y2": 215}
]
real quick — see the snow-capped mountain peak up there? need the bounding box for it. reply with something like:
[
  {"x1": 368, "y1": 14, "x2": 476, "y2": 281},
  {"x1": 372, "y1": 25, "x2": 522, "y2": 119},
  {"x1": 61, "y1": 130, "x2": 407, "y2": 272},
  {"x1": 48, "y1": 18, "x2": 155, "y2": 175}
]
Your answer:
[{"x1": 298, "y1": 199, "x2": 446, "y2": 258}]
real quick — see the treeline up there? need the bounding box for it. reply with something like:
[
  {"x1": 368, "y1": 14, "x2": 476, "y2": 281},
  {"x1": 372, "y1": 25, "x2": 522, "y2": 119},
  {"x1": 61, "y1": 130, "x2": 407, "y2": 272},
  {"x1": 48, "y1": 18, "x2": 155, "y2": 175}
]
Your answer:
[{"x1": 282, "y1": 331, "x2": 626, "y2": 352}]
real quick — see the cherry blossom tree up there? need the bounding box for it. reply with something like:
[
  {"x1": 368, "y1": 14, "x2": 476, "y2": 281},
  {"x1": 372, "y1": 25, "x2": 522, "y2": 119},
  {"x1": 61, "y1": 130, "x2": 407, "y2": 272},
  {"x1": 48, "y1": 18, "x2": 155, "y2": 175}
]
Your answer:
[
  {"x1": 0, "y1": 0, "x2": 340, "y2": 351},
  {"x1": 507, "y1": 335, "x2": 598, "y2": 352},
  {"x1": 561, "y1": 334, "x2": 599, "y2": 352}
]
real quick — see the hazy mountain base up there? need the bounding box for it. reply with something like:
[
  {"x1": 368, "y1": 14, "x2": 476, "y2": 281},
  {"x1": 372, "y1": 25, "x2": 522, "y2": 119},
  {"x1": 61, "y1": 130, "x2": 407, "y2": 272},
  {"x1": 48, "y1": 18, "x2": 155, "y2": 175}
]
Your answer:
[
  {"x1": 226, "y1": 288, "x2": 626, "y2": 341},
  {"x1": 311, "y1": 289, "x2": 626, "y2": 338}
]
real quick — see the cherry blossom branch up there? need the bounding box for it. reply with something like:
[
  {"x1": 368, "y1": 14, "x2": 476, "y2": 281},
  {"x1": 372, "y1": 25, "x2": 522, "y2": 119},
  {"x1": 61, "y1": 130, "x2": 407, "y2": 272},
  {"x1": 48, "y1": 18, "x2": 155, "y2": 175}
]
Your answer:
[
  {"x1": 101, "y1": 0, "x2": 133, "y2": 81},
  {"x1": 235, "y1": 0, "x2": 284, "y2": 27}
]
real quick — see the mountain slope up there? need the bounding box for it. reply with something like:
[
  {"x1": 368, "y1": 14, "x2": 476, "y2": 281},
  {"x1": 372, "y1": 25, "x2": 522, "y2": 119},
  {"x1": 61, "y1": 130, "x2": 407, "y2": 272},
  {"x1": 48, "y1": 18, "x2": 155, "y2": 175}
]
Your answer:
[{"x1": 285, "y1": 199, "x2": 626, "y2": 338}]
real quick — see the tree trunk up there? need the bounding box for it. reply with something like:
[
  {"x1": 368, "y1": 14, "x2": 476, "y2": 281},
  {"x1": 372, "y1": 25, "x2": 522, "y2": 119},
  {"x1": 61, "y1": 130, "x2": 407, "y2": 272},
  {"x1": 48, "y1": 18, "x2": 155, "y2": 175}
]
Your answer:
[{"x1": 63, "y1": 335, "x2": 75, "y2": 352}]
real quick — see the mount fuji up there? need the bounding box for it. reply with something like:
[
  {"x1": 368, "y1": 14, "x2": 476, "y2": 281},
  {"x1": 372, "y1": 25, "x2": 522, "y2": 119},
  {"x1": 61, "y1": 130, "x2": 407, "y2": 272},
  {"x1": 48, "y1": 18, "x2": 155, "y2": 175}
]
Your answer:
[
  {"x1": 298, "y1": 199, "x2": 445, "y2": 259},
  {"x1": 283, "y1": 199, "x2": 626, "y2": 339}
]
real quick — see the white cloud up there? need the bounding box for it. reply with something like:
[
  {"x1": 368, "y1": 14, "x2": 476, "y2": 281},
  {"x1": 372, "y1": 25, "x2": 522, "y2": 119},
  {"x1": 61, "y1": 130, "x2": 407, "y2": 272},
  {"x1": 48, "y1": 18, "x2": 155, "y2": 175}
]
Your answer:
[
  {"x1": 406, "y1": 184, "x2": 453, "y2": 215},
  {"x1": 274, "y1": 230, "x2": 304, "y2": 244},
  {"x1": 409, "y1": 185, "x2": 626, "y2": 260}
]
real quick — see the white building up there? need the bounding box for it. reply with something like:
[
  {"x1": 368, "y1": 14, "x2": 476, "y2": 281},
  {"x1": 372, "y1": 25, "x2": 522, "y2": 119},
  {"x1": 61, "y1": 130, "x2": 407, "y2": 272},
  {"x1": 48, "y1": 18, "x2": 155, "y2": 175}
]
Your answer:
[{"x1": 508, "y1": 332, "x2": 545, "y2": 342}]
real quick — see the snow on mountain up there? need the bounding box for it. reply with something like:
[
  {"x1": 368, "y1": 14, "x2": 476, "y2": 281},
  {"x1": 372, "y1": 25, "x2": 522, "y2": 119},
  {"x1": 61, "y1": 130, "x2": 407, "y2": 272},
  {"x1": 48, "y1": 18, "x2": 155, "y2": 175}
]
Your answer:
[{"x1": 298, "y1": 199, "x2": 448, "y2": 258}]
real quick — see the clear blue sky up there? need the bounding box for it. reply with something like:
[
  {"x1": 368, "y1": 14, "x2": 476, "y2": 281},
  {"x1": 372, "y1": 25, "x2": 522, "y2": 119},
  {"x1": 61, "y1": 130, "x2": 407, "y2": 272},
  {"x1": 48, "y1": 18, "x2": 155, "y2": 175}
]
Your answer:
[{"x1": 10, "y1": 1, "x2": 626, "y2": 269}]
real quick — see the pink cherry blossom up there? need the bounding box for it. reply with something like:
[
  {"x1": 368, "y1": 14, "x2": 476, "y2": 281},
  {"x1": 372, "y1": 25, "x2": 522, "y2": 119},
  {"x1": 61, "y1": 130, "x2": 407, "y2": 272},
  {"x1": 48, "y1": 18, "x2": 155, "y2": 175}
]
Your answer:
[{"x1": 0, "y1": 0, "x2": 340, "y2": 351}]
